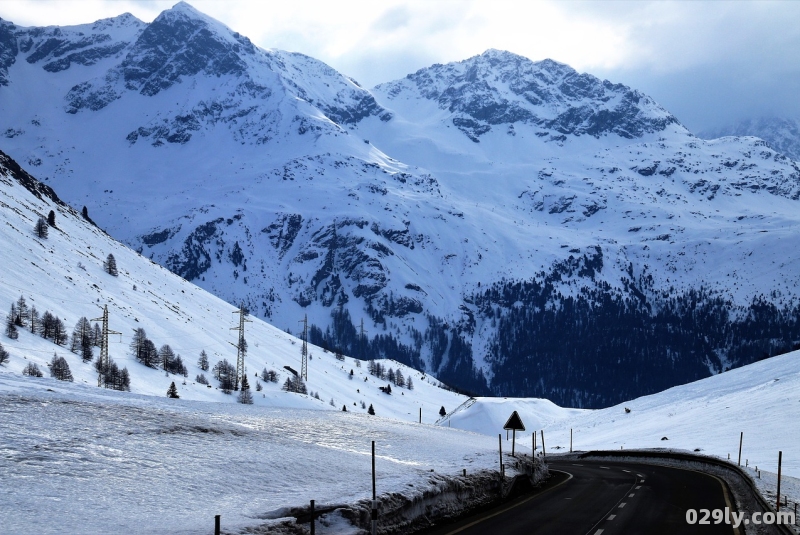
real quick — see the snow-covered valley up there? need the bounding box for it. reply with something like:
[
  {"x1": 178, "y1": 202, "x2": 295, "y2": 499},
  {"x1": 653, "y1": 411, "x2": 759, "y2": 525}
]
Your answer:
[{"x1": 0, "y1": 2, "x2": 799, "y2": 406}]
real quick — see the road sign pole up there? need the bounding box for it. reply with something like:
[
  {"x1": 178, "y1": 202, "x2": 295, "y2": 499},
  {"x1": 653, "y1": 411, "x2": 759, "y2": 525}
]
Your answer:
[
  {"x1": 570, "y1": 428, "x2": 573, "y2": 453},
  {"x1": 310, "y1": 500, "x2": 315, "y2": 535},
  {"x1": 512, "y1": 429, "x2": 516, "y2": 457}
]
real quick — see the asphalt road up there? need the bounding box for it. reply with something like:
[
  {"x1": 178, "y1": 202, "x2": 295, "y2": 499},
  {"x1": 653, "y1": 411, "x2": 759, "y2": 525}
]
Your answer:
[{"x1": 424, "y1": 460, "x2": 740, "y2": 535}]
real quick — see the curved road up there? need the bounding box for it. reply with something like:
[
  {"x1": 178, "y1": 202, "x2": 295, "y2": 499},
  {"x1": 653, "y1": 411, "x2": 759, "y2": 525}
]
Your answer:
[{"x1": 424, "y1": 460, "x2": 740, "y2": 535}]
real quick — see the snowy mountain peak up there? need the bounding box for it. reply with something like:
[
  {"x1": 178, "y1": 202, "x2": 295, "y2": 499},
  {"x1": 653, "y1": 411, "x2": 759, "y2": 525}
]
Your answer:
[
  {"x1": 121, "y1": 2, "x2": 254, "y2": 96},
  {"x1": 376, "y1": 49, "x2": 681, "y2": 142}
]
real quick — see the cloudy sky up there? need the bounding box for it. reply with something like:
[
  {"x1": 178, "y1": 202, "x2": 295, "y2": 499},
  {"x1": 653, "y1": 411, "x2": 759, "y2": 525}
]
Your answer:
[{"x1": 3, "y1": 0, "x2": 799, "y2": 132}]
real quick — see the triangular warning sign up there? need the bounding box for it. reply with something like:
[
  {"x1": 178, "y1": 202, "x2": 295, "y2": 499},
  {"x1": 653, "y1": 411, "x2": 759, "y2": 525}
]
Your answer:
[{"x1": 503, "y1": 410, "x2": 525, "y2": 431}]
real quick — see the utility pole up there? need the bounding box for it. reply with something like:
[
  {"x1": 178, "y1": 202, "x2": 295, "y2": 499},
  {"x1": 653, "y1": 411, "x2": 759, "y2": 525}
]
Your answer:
[
  {"x1": 299, "y1": 314, "x2": 308, "y2": 380},
  {"x1": 90, "y1": 305, "x2": 121, "y2": 388},
  {"x1": 230, "y1": 305, "x2": 251, "y2": 390}
]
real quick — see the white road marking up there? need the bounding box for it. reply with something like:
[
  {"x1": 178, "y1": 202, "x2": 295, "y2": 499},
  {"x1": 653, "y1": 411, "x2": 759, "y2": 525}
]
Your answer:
[
  {"x1": 619, "y1": 502, "x2": 627, "y2": 508},
  {"x1": 607, "y1": 514, "x2": 616, "y2": 520},
  {"x1": 600, "y1": 466, "x2": 610, "y2": 470},
  {"x1": 637, "y1": 474, "x2": 644, "y2": 477},
  {"x1": 594, "y1": 530, "x2": 604, "y2": 534},
  {"x1": 622, "y1": 469, "x2": 630, "y2": 472},
  {"x1": 629, "y1": 493, "x2": 635, "y2": 497}
]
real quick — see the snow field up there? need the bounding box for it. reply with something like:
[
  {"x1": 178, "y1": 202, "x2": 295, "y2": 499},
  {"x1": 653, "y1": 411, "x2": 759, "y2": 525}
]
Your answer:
[{"x1": 0, "y1": 373, "x2": 505, "y2": 535}]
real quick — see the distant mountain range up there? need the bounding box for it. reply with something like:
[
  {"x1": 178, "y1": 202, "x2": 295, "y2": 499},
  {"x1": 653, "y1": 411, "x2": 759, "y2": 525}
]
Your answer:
[
  {"x1": 700, "y1": 116, "x2": 800, "y2": 161},
  {"x1": 1, "y1": 2, "x2": 799, "y2": 407}
]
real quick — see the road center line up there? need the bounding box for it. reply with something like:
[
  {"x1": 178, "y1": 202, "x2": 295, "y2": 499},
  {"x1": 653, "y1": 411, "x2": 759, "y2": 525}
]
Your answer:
[
  {"x1": 619, "y1": 502, "x2": 626, "y2": 508},
  {"x1": 607, "y1": 514, "x2": 616, "y2": 520}
]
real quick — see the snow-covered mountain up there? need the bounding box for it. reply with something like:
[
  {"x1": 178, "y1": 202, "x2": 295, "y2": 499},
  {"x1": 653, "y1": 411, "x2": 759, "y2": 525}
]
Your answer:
[
  {"x1": 701, "y1": 116, "x2": 800, "y2": 161},
  {"x1": 0, "y1": 147, "x2": 465, "y2": 420},
  {"x1": 1, "y1": 2, "x2": 799, "y2": 407}
]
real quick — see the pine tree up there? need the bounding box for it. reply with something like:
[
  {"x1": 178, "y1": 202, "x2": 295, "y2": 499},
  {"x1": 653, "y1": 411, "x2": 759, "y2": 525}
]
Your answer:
[
  {"x1": 119, "y1": 367, "x2": 131, "y2": 391},
  {"x1": 22, "y1": 362, "x2": 43, "y2": 377},
  {"x1": 387, "y1": 368, "x2": 395, "y2": 384},
  {"x1": 255, "y1": 380, "x2": 262, "y2": 391},
  {"x1": 197, "y1": 350, "x2": 209, "y2": 371},
  {"x1": 91, "y1": 323, "x2": 101, "y2": 346},
  {"x1": 395, "y1": 369, "x2": 405, "y2": 388},
  {"x1": 367, "y1": 403, "x2": 375, "y2": 415},
  {"x1": 342, "y1": 405, "x2": 347, "y2": 411},
  {"x1": 281, "y1": 375, "x2": 307, "y2": 394},
  {"x1": 0, "y1": 342, "x2": 9, "y2": 366},
  {"x1": 34, "y1": 217, "x2": 48, "y2": 238},
  {"x1": 47, "y1": 210, "x2": 56, "y2": 227},
  {"x1": 5, "y1": 305, "x2": 18, "y2": 340},
  {"x1": 439, "y1": 406, "x2": 446, "y2": 417},
  {"x1": 49, "y1": 354, "x2": 73, "y2": 381},
  {"x1": 71, "y1": 317, "x2": 93, "y2": 362},
  {"x1": 213, "y1": 359, "x2": 237, "y2": 393},
  {"x1": 238, "y1": 375, "x2": 253, "y2": 404},
  {"x1": 52, "y1": 317, "x2": 68, "y2": 346},
  {"x1": 29, "y1": 306, "x2": 39, "y2": 334},
  {"x1": 166, "y1": 381, "x2": 179, "y2": 398},
  {"x1": 104, "y1": 254, "x2": 118, "y2": 276},
  {"x1": 196, "y1": 373, "x2": 209, "y2": 385},
  {"x1": 406, "y1": 377, "x2": 414, "y2": 390},
  {"x1": 15, "y1": 296, "x2": 28, "y2": 327},
  {"x1": 159, "y1": 344, "x2": 175, "y2": 372}
]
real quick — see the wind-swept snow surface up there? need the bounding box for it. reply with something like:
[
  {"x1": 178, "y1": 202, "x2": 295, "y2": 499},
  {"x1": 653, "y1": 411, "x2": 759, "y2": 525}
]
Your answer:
[{"x1": 0, "y1": 375, "x2": 503, "y2": 535}]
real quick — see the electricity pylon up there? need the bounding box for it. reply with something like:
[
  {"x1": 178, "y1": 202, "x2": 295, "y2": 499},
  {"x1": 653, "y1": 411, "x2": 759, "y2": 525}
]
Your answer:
[
  {"x1": 299, "y1": 314, "x2": 308, "y2": 380},
  {"x1": 90, "y1": 305, "x2": 121, "y2": 387}
]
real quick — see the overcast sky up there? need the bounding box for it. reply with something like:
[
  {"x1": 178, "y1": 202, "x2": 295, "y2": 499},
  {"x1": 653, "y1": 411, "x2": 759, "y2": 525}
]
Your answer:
[{"x1": 3, "y1": 0, "x2": 799, "y2": 132}]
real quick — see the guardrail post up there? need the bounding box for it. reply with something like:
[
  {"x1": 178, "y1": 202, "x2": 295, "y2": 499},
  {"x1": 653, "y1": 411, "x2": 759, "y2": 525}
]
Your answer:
[
  {"x1": 541, "y1": 430, "x2": 546, "y2": 459},
  {"x1": 776, "y1": 451, "x2": 782, "y2": 511},
  {"x1": 372, "y1": 441, "x2": 377, "y2": 535},
  {"x1": 738, "y1": 432, "x2": 743, "y2": 466},
  {"x1": 498, "y1": 434, "x2": 504, "y2": 477}
]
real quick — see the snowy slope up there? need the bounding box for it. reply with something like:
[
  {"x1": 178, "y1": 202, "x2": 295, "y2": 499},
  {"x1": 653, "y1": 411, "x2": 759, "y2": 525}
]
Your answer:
[
  {"x1": 1, "y1": 3, "x2": 799, "y2": 406},
  {"x1": 441, "y1": 349, "x2": 800, "y2": 478},
  {"x1": 0, "y1": 148, "x2": 467, "y2": 423}
]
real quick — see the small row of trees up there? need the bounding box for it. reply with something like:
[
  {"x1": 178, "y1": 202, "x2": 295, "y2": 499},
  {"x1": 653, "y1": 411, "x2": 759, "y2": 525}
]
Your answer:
[
  {"x1": 130, "y1": 328, "x2": 187, "y2": 375},
  {"x1": 367, "y1": 360, "x2": 413, "y2": 389},
  {"x1": 21, "y1": 355, "x2": 76, "y2": 383}
]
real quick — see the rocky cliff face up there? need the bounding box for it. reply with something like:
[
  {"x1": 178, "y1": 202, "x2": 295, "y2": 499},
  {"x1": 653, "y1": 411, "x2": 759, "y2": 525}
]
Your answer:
[
  {"x1": 1, "y1": 3, "x2": 799, "y2": 407},
  {"x1": 376, "y1": 49, "x2": 679, "y2": 142}
]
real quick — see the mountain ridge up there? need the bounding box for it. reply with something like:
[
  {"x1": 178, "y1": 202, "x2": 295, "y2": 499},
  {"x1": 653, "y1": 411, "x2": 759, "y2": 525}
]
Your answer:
[{"x1": 1, "y1": 3, "x2": 799, "y2": 407}]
